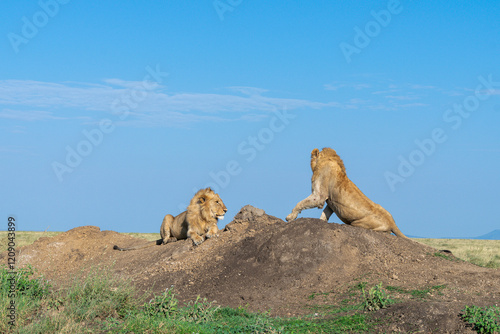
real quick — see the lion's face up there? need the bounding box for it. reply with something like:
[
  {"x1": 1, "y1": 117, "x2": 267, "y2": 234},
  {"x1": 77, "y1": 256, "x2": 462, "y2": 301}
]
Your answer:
[
  {"x1": 193, "y1": 188, "x2": 227, "y2": 222},
  {"x1": 207, "y1": 193, "x2": 227, "y2": 220}
]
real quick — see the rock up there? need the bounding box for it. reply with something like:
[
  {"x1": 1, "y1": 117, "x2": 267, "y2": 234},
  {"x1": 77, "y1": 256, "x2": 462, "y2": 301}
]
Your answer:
[{"x1": 235, "y1": 205, "x2": 265, "y2": 221}]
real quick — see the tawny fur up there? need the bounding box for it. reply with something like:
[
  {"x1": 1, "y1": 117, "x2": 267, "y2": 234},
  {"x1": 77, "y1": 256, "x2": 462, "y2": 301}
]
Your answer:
[
  {"x1": 286, "y1": 148, "x2": 407, "y2": 238},
  {"x1": 113, "y1": 188, "x2": 227, "y2": 251}
]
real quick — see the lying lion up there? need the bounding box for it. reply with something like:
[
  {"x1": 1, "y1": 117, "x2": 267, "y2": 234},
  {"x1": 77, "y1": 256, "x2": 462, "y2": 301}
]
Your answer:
[
  {"x1": 114, "y1": 187, "x2": 227, "y2": 251},
  {"x1": 286, "y1": 148, "x2": 407, "y2": 238}
]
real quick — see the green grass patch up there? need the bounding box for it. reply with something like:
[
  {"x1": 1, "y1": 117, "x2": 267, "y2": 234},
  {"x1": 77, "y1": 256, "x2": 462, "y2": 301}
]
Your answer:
[
  {"x1": 461, "y1": 305, "x2": 500, "y2": 334},
  {"x1": 0, "y1": 265, "x2": 53, "y2": 332},
  {"x1": 0, "y1": 231, "x2": 62, "y2": 250},
  {"x1": 416, "y1": 238, "x2": 500, "y2": 269},
  {"x1": 122, "y1": 232, "x2": 159, "y2": 242},
  {"x1": 433, "y1": 251, "x2": 459, "y2": 261},
  {"x1": 141, "y1": 286, "x2": 374, "y2": 333},
  {"x1": 307, "y1": 290, "x2": 333, "y2": 301},
  {"x1": 1, "y1": 266, "x2": 379, "y2": 333},
  {"x1": 64, "y1": 267, "x2": 141, "y2": 321},
  {"x1": 385, "y1": 284, "x2": 447, "y2": 299},
  {"x1": 0, "y1": 265, "x2": 51, "y2": 299},
  {"x1": 0, "y1": 231, "x2": 160, "y2": 250}
]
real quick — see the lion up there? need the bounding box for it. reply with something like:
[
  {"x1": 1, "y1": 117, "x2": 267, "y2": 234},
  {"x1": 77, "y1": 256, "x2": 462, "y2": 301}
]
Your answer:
[
  {"x1": 113, "y1": 187, "x2": 227, "y2": 251},
  {"x1": 286, "y1": 148, "x2": 407, "y2": 238}
]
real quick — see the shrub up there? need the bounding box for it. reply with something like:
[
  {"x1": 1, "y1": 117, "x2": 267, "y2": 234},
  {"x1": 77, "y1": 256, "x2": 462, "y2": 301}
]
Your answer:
[
  {"x1": 144, "y1": 287, "x2": 179, "y2": 317},
  {"x1": 144, "y1": 287, "x2": 219, "y2": 324},
  {"x1": 64, "y1": 268, "x2": 139, "y2": 321},
  {"x1": 180, "y1": 295, "x2": 220, "y2": 323},
  {"x1": 0, "y1": 265, "x2": 52, "y2": 332},
  {"x1": 361, "y1": 283, "x2": 393, "y2": 311},
  {"x1": 0, "y1": 264, "x2": 51, "y2": 299},
  {"x1": 461, "y1": 305, "x2": 500, "y2": 334}
]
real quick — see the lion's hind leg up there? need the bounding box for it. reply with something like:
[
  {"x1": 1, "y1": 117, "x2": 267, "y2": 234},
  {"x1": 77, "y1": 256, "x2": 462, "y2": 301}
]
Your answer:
[
  {"x1": 165, "y1": 237, "x2": 178, "y2": 243},
  {"x1": 160, "y1": 214, "x2": 174, "y2": 245},
  {"x1": 319, "y1": 205, "x2": 334, "y2": 221}
]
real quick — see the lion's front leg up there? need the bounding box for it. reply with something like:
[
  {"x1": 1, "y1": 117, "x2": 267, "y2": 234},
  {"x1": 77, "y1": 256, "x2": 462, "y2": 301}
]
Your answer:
[
  {"x1": 188, "y1": 228, "x2": 204, "y2": 246},
  {"x1": 286, "y1": 193, "x2": 326, "y2": 222},
  {"x1": 205, "y1": 223, "x2": 219, "y2": 239},
  {"x1": 286, "y1": 210, "x2": 300, "y2": 222}
]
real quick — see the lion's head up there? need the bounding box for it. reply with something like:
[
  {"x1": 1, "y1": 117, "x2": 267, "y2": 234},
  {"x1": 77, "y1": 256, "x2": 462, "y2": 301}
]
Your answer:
[
  {"x1": 188, "y1": 187, "x2": 227, "y2": 224},
  {"x1": 310, "y1": 147, "x2": 346, "y2": 174}
]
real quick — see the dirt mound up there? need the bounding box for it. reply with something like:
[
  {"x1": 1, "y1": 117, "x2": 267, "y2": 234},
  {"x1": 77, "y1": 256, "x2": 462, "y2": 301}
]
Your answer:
[{"x1": 11, "y1": 205, "x2": 500, "y2": 333}]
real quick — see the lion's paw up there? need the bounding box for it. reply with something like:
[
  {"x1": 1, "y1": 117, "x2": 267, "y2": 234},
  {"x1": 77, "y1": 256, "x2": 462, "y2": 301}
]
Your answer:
[
  {"x1": 164, "y1": 237, "x2": 177, "y2": 244},
  {"x1": 206, "y1": 232, "x2": 219, "y2": 239},
  {"x1": 191, "y1": 235, "x2": 204, "y2": 246},
  {"x1": 286, "y1": 212, "x2": 297, "y2": 222}
]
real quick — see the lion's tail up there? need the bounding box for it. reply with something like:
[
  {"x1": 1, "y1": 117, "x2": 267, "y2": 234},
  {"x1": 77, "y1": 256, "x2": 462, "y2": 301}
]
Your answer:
[
  {"x1": 391, "y1": 225, "x2": 408, "y2": 239},
  {"x1": 113, "y1": 239, "x2": 163, "y2": 251}
]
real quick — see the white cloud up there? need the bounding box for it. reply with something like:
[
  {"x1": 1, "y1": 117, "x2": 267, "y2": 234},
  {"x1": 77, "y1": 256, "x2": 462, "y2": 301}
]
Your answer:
[
  {"x1": 385, "y1": 95, "x2": 419, "y2": 101},
  {"x1": 227, "y1": 86, "x2": 269, "y2": 96},
  {"x1": 0, "y1": 109, "x2": 67, "y2": 121},
  {"x1": 0, "y1": 79, "x2": 335, "y2": 126},
  {"x1": 0, "y1": 80, "x2": 117, "y2": 110},
  {"x1": 1, "y1": 78, "x2": 461, "y2": 127},
  {"x1": 324, "y1": 82, "x2": 371, "y2": 91},
  {"x1": 394, "y1": 103, "x2": 429, "y2": 108},
  {"x1": 102, "y1": 78, "x2": 154, "y2": 89},
  {"x1": 410, "y1": 84, "x2": 438, "y2": 90}
]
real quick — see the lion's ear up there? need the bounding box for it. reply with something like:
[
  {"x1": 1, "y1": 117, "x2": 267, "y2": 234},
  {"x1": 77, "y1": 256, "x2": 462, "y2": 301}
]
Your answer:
[
  {"x1": 311, "y1": 148, "x2": 319, "y2": 158},
  {"x1": 198, "y1": 196, "x2": 206, "y2": 204}
]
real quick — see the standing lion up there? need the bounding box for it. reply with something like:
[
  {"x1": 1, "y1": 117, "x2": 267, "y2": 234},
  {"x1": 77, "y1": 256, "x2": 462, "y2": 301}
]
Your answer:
[
  {"x1": 286, "y1": 148, "x2": 407, "y2": 238},
  {"x1": 114, "y1": 187, "x2": 227, "y2": 250}
]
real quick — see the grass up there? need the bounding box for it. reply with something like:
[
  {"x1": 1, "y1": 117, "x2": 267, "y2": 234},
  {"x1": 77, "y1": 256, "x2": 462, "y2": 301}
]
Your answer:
[
  {"x1": 414, "y1": 238, "x2": 500, "y2": 268},
  {"x1": 121, "y1": 232, "x2": 159, "y2": 242},
  {"x1": 385, "y1": 284, "x2": 447, "y2": 299},
  {"x1": 432, "y1": 251, "x2": 460, "y2": 262},
  {"x1": 0, "y1": 231, "x2": 160, "y2": 250},
  {"x1": 0, "y1": 266, "x2": 378, "y2": 333},
  {"x1": 461, "y1": 305, "x2": 500, "y2": 334},
  {"x1": 0, "y1": 231, "x2": 62, "y2": 250},
  {"x1": 0, "y1": 265, "x2": 53, "y2": 332}
]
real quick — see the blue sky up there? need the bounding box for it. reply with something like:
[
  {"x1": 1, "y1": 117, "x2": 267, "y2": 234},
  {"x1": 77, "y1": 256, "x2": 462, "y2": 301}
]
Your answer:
[{"x1": 1, "y1": 1, "x2": 499, "y2": 238}]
